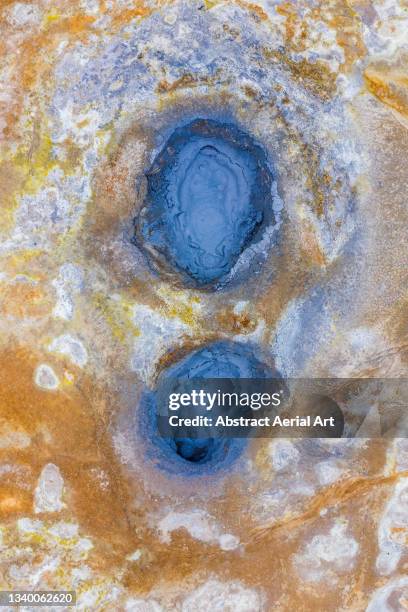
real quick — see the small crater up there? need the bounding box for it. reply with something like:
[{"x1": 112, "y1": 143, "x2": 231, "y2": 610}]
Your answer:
[{"x1": 137, "y1": 340, "x2": 275, "y2": 476}]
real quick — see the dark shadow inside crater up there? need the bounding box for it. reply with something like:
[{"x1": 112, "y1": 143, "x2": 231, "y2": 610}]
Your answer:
[
  {"x1": 173, "y1": 439, "x2": 216, "y2": 463},
  {"x1": 135, "y1": 118, "x2": 276, "y2": 287}
]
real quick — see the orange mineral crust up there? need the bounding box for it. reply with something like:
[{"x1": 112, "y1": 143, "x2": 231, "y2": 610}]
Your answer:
[{"x1": 0, "y1": 0, "x2": 407, "y2": 610}]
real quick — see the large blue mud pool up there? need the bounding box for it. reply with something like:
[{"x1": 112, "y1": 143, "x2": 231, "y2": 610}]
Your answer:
[
  {"x1": 136, "y1": 119, "x2": 275, "y2": 287},
  {"x1": 138, "y1": 341, "x2": 274, "y2": 477}
]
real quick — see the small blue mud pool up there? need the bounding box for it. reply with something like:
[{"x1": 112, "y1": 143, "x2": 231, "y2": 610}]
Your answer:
[
  {"x1": 135, "y1": 118, "x2": 276, "y2": 287},
  {"x1": 138, "y1": 341, "x2": 275, "y2": 477}
]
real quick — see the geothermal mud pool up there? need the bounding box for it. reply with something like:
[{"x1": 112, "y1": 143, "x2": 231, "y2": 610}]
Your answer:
[
  {"x1": 136, "y1": 118, "x2": 276, "y2": 286},
  {"x1": 0, "y1": 0, "x2": 408, "y2": 610},
  {"x1": 139, "y1": 340, "x2": 274, "y2": 472}
]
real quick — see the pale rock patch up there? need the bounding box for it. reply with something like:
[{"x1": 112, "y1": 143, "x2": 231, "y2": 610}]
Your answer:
[
  {"x1": 71, "y1": 565, "x2": 93, "y2": 586},
  {"x1": 48, "y1": 521, "x2": 79, "y2": 539},
  {"x1": 0, "y1": 426, "x2": 30, "y2": 449},
  {"x1": 79, "y1": 0, "x2": 101, "y2": 15},
  {"x1": 181, "y1": 578, "x2": 263, "y2": 612},
  {"x1": 34, "y1": 464, "x2": 65, "y2": 513},
  {"x1": 124, "y1": 598, "x2": 163, "y2": 611},
  {"x1": 315, "y1": 461, "x2": 344, "y2": 486},
  {"x1": 293, "y1": 521, "x2": 359, "y2": 583},
  {"x1": 52, "y1": 263, "x2": 84, "y2": 321},
  {"x1": 48, "y1": 334, "x2": 88, "y2": 368},
  {"x1": 17, "y1": 517, "x2": 44, "y2": 535},
  {"x1": 34, "y1": 364, "x2": 60, "y2": 390},
  {"x1": 71, "y1": 536, "x2": 94, "y2": 561},
  {"x1": 292, "y1": 481, "x2": 315, "y2": 497},
  {"x1": 366, "y1": 576, "x2": 408, "y2": 612},
  {"x1": 126, "y1": 550, "x2": 142, "y2": 562},
  {"x1": 219, "y1": 534, "x2": 240, "y2": 551},
  {"x1": 131, "y1": 304, "x2": 190, "y2": 383},
  {"x1": 157, "y1": 509, "x2": 240, "y2": 552},
  {"x1": 5, "y1": 3, "x2": 42, "y2": 28},
  {"x1": 8, "y1": 554, "x2": 60, "y2": 588}
]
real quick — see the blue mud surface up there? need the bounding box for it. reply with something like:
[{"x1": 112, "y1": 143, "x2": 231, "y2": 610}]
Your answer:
[
  {"x1": 138, "y1": 341, "x2": 273, "y2": 477},
  {"x1": 136, "y1": 119, "x2": 275, "y2": 287}
]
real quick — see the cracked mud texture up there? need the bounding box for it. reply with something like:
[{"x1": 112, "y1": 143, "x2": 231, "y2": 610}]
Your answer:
[{"x1": 136, "y1": 118, "x2": 275, "y2": 287}]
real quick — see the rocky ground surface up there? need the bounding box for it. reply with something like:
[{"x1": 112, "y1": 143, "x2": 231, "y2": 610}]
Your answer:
[{"x1": 0, "y1": 0, "x2": 408, "y2": 610}]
